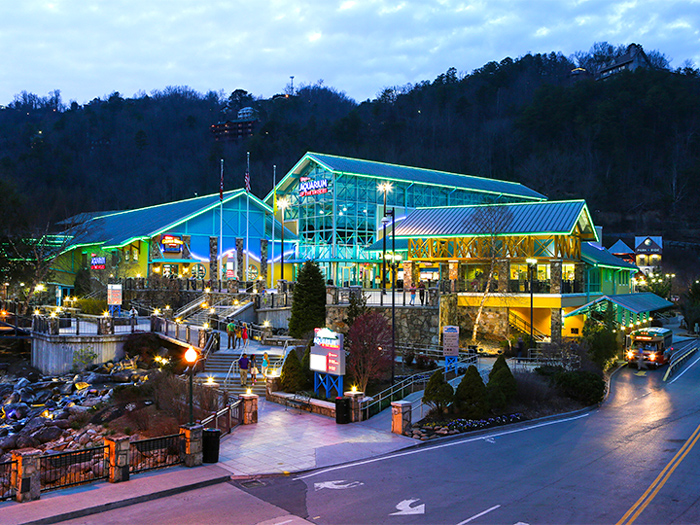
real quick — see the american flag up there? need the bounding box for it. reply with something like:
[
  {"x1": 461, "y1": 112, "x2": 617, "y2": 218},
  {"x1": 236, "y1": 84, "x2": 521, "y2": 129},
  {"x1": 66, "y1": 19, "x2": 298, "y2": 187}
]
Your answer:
[{"x1": 244, "y1": 170, "x2": 250, "y2": 192}]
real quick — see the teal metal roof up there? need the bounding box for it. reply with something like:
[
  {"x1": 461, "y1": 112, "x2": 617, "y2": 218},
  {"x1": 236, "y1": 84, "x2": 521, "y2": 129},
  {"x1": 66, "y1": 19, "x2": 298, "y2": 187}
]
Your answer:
[
  {"x1": 64, "y1": 190, "x2": 295, "y2": 251},
  {"x1": 266, "y1": 152, "x2": 547, "y2": 202},
  {"x1": 390, "y1": 200, "x2": 596, "y2": 239},
  {"x1": 564, "y1": 293, "x2": 673, "y2": 318},
  {"x1": 582, "y1": 242, "x2": 638, "y2": 270}
]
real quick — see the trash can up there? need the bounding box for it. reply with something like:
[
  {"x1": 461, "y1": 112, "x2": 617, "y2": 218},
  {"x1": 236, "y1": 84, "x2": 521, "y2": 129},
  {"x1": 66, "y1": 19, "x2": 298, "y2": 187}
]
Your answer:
[
  {"x1": 335, "y1": 397, "x2": 351, "y2": 425},
  {"x1": 202, "y1": 428, "x2": 221, "y2": 463}
]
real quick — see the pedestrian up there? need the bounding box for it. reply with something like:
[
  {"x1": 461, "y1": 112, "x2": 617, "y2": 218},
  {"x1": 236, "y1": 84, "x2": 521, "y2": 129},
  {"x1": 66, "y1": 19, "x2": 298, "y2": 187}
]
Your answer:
[
  {"x1": 235, "y1": 324, "x2": 242, "y2": 348},
  {"x1": 409, "y1": 284, "x2": 416, "y2": 306},
  {"x1": 226, "y1": 318, "x2": 235, "y2": 349},
  {"x1": 250, "y1": 355, "x2": 258, "y2": 385},
  {"x1": 238, "y1": 353, "x2": 249, "y2": 386},
  {"x1": 242, "y1": 323, "x2": 249, "y2": 347},
  {"x1": 418, "y1": 281, "x2": 426, "y2": 305},
  {"x1": 129, "y1": 306, "x2": 138, "y2": 326},
  {"x1": 516, "y1": 336, "x2": 525, "y2": 362},
  {"x1": 261, "y1": 352, "x2": 269, "y2": 377}
]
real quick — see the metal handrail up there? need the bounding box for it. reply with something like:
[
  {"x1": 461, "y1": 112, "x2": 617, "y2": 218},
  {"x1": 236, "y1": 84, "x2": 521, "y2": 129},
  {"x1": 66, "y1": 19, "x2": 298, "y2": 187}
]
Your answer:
[
  {"x1": 200, "y1": 399, "x2": 242, "y2": 433},
  {"x1": 174, "y1": 294, "x2": 209, "y2": 319},
  {"x1": 663, "y1": 343, "x2": 698, "y2": 381}
]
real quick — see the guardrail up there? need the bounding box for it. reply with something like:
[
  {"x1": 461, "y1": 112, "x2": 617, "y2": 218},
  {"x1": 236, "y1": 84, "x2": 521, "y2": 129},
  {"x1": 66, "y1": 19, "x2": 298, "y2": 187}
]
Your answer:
[
  {"x1": 0, "y1": 460, "x2": 16, "y2": 501},
  {"x1": 130, "y1": 434, "x2": 184, "y2": 474},
  {"x1": 663, "y1": 342, "x2": 699, "y2": 381},
  {"x1": 200, "y1": 400, "x2": 242, "y2": 433}
]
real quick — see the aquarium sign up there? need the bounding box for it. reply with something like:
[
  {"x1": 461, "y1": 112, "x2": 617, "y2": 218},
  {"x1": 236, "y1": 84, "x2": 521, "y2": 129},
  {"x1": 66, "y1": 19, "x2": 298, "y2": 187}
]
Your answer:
[
  {"x1": 299, "y1": 178, "x2": 329, "y2": 197},
  {"x1": 310, "y1": 328, "x2": 345, "y2": 375},
  {"x1": 90, "y1": 254, "x2": 106, "y2": 270},
  {"x1": 161, "y1": 234, "x2": 183, "y2": 253}
]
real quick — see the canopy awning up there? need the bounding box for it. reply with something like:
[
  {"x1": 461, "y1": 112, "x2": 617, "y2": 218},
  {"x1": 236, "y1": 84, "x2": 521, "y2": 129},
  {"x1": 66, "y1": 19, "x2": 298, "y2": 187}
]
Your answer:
[{"x1": 564, "y1": 292, "x2": 673, "y2": 318}]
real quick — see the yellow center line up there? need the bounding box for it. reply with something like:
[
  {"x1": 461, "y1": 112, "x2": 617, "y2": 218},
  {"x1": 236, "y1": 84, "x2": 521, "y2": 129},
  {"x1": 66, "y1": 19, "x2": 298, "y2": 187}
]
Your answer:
[{"x1": 617, "y1": 422, "x2": 700, "y2": 525}]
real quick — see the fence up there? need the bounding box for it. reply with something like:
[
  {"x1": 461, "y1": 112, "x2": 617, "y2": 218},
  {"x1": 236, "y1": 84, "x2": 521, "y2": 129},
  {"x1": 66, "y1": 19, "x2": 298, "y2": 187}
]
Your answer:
[
  {"x1": 663, "y1": 342, "x2": 699, "y2": 381},
  {"x1": 129, "y1": 433, "x2": 184, "y2": 474},
  {"x1": 0, "y1": 460, "x2": 15, "y2": 501},
  {"x1": 38, "y1": 446, "x2": 108, "y2": 492},
  {"x1": 200, "y1": 399, "x2": 242, "y2": 433}
]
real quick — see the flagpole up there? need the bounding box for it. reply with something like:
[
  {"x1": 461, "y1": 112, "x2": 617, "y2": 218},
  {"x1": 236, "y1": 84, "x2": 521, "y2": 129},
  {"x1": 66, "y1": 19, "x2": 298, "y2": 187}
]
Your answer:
[
  {"x1": 246, "y1": 152, "x2": 250, "y2": 287},
  {"x1": 219, "y1": 159, "x2": 224, "y2": 283},
  {"x1": 270, "y1": 164, "x2": 276, "y2": 290}
]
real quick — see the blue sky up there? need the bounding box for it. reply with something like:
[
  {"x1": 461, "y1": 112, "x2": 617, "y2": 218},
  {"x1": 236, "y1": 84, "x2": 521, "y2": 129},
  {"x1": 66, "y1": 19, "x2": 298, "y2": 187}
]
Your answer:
[{"x1": 1, "y1": 0, "x2": 698, "y2": 105}]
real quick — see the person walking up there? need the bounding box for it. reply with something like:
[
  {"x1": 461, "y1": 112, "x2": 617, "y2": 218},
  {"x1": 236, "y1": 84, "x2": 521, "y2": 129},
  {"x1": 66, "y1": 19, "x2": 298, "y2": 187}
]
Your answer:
[
  {"x1": 226, "y1": 319, "x2": 236, "y2": 349},
  {"x1": 242, "y1": 323, "x2": 249, "y2": 347},
  {"x1": 250, "y1": 355, "x2": 258, "y2": 385},
  {"x1": 409, "y1": 284, "x2": 416, "y2": 306},
  {"x1": 418, "y1": 281, "x2": 426, "y2": 305},
  {"x1": 235, "y1": 323, "x2": 242, "y2": 348},
  {"x1": 261, "y1": 352, "x2": 270, "y2": 378},
  {"x1": 238, "y1": 353, "x2": 249, "y2": 387}
]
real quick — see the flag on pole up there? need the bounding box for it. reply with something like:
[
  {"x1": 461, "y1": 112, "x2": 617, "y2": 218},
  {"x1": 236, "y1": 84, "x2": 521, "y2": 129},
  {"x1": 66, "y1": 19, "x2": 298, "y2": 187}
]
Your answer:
[{"x1": 244, "y1": 169, "x2": 250, "y2": 193}]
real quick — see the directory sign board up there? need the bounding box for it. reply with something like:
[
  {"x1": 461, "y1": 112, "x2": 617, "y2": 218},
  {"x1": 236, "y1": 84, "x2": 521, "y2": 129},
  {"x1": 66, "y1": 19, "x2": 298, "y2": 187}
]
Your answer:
[
  {"x1": 442, "y1": 325, "x2": 460, "y2": 357},
  {"x1": 107, "y1": 284, "x2": 122, "y2": 306},
  {"x1": 310, "y1": 327, "x2": 345, "y2": 376}
]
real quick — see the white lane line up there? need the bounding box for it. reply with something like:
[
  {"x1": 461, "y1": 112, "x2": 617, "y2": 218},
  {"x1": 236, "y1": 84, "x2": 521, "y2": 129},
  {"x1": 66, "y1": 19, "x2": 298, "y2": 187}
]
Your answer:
[
  {"x1": 296, "y1": 413, "x2": 589, "y2": 480},
  {"x1": 669, "y1": 353, "x2": 700, "y2": 384},
  {"x1": 456, "y1": 504, "x2": 501, "y2": 524}
]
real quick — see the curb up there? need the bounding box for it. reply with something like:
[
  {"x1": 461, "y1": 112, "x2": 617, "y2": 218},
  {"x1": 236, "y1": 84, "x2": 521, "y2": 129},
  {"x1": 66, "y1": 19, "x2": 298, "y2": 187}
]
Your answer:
[{"x1": 19, "y1": 474, "x2": 232, "y2": 525}]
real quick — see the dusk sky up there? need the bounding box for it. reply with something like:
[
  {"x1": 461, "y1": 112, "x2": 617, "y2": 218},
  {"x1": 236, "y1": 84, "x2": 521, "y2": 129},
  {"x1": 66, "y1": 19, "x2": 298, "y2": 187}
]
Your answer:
[{"x1": 1, "y1": 1, "x2": 699, "y2": 106}]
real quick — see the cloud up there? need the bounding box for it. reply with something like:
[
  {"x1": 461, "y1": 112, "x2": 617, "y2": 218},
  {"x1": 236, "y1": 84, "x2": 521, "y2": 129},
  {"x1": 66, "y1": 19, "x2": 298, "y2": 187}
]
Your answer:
[{"x1": 0, "y1": 0, "x2": 698, "y2": 105}]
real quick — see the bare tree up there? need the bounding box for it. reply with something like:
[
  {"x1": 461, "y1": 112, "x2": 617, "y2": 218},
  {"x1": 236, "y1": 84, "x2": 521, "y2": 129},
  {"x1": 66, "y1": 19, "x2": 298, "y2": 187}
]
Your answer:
[{"x1": 346, "y1": 312, "x2": 392, "y2": 392}]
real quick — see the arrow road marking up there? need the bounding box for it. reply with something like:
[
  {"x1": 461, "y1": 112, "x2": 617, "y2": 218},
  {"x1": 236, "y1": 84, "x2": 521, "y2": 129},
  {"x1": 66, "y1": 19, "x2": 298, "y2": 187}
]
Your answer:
[
  {"x1": 390, "y1": 499, "x2": 425, "y2": 516},
  {"x1": 484, "y1": 437, "x2": 496, "y2": 444},
  {"x1": 314, "y1": 480, "x2": 364, "y2": 491}
]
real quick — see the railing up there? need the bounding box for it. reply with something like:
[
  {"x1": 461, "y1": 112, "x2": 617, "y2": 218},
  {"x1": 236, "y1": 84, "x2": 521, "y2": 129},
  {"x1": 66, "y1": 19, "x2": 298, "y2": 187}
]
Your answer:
[
  {"x1": 508, "y1": 311, "x2": 548, "y2": 342},
  {"x1": 508, "y1": 353, "x2": 581, "y2": 371},
  {"x1": 38, "y1": 446, "x2": 108, "y2": 492},
  {"x1": 0, "y1": 460, "x2": 16, "y2": 501},
  {"x1": 362, "y1": 353, "x2": 478, "y2": 419},
  {"x1": 201, "y1": 399, "x2": 242, "y2": 433},
  {"x1": 130, "y1": 434, "x2": 184, "y2": 474},
  {"x1": 663, "y1": 343, "x2": 699, "y2": 381},
  {"x1": 175, "y1": 293, "x2": 209, "y2": 319},
  {"x1": 222, "y1": 342, "x2": 290, "y2": 390}
]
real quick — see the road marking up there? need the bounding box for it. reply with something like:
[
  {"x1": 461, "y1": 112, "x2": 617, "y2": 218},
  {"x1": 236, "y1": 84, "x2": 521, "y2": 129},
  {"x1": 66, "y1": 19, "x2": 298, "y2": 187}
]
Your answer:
[
  {"x1": 616, "y1": 421, "x2": 700, "y2": 525},
  {"x1": 456, "y1": 504, "x2": 501, "y2": 524},
  {"x1": 297, "y1": 413, "x2": 589, "y2": 480},
  {"x1": 634, "y1": 370, "x2": 647, "y2": 376},
  {"x1": 668, "y1": 353, "x2": 700, "y2": 384},
  {"x1": 314, "y1": 480, "x2": 363, "y2": 491},
  {"x1": 390, "y1": 499, "x2": 425, "y2": 515},
  {"x1": 484, "y1": 437, "x2": 496, "y2": 444}
]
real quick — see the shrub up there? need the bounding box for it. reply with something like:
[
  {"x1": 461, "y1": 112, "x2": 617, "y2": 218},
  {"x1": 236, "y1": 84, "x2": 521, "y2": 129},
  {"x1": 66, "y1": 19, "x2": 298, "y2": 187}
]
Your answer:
[
  {"x1": 403, "y1": 350, "x2": 415, "y2": 367},
  {"x1": 280, "y1": 349, "x2": 307, "y2": 393},
  {"x1": 288, "y1": 261, "x2": 326, "y2": 339},
  {"x1": 454, "y1": 365, "x2": 489, "y2": 419},
  {"x1": 552, "y1": 370, "x2": 606, "y2": 406},
  {"x1": 422, "y1": 370, "x2": 454, "y2": 414},
  {"x1": 75, "y1": 298, "x2": 108, "y2": 315},
  {"x1": 488, "y1": 354, "x2": 509, "y2": 382},
  {"x1": 487, "y1": 366, "x2": 518, "y2": 410}
]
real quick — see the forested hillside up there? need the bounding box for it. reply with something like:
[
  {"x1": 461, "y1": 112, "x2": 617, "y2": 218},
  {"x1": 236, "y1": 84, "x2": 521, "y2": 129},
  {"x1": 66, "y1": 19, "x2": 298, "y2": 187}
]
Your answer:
[{"x1": 1, "y1": 42, "x2": 699, "y2": 241}]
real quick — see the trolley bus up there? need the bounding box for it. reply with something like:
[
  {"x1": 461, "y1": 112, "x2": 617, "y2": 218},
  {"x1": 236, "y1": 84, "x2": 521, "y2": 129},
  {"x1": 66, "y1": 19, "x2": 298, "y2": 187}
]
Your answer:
[{"x1": 625, "y1": 327, "x2": 674, "y2": 368}]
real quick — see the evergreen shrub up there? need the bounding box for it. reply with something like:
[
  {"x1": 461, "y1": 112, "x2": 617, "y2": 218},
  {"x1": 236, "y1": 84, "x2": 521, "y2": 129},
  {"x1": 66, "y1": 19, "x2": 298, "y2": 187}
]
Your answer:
[
  {"x1": 280, "y1": 349, "x2": 307, "y2": 393},
  {"x1": 454, "y1": 365, "x2": 489, "y2": 419},
  {"x1": 423, "y1": 370, "x2": 454, "y2": 413}
]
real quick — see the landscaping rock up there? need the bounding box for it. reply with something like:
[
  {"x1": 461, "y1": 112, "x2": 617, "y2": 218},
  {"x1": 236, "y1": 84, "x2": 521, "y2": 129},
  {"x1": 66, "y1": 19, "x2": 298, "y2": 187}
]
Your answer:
[{"x1": 32, "y1": 426, "x2": 63, "y2": 444}]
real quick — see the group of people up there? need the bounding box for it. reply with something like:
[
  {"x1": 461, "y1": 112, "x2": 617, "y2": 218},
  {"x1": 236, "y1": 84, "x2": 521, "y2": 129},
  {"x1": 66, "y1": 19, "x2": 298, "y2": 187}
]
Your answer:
[
  {"x1": 226, "y1": 320, "x2": 249, "y2": 349},
  {"x1": 237, "y1": 352, "x2": 270, "y2": 386},
  {"x1": 409, "y1": 281, "x2": 427, "y2": 306}
]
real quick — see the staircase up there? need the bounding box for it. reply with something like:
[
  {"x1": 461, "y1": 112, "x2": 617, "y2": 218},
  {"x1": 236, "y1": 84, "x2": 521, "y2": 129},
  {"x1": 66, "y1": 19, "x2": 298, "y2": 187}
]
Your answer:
[
  {"x1": 200, "y1": 350, "x2": 287, "y2": 395},
  {"x1": 508, "y1": 311, "x2": 548, "y2": 342}
]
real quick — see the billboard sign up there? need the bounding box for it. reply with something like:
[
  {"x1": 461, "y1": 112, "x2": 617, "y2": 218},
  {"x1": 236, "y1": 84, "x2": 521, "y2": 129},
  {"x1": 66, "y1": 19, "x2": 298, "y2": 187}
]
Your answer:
[
  {"x1": 443, "y1": 325, "x2": 460, "y2": 357},
  {"x1": 90, "y1": 254, "x2": 106, "y2": 270},
  {"x1": 310, "y1": 327, "x2": 345, "y2": 376}
]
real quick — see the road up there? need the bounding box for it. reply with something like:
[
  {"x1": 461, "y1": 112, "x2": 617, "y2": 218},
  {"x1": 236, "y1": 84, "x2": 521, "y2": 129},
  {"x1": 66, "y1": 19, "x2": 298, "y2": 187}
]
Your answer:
[{"x1": 65, "y1": 341, "x2": 700, "y2": 525}]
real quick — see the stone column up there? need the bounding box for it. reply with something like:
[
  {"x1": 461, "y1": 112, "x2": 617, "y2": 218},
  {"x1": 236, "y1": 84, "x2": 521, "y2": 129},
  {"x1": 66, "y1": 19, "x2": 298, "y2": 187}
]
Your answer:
[
  {"x1": 345, "y1": 391, "x2": 364, "y2": 423},
  {"x1": 105, "y1": 435, "x2": 130, "y2": 483},
  {"x1": 236, "y1": 238, "x2": 244, "y2": 281},
  {"x1": 497, "y1": 259, "x2": 509, "y2": 293},
  {"x1": 575, "y1": 263, "x2": 585, "y2": 293},
  {"x1": 12, "y1": 449, "x2": 41, "y2": 502},
  {"x1": 97, "y1": 316, "x2": 114, "y2": 335},
  {"x1": 179, "y1": 425, "x2": 203, "y2": 467},
  {"x1": 550, "y1": 259, "x2": 562, "y2": 294},
  {"x1": 48, "y1": 317, "x2": 59, "y2": 335},
  {"x1": 239, "y1": 394, "x2": 259, "y2": 424},
  {"x1": 402, "y1": 261, "x2": 415, "y2": 289},
  {"x1": 550, "y1": 308, "x2": 562, "y2": 343},
  {"x1": 391, "y1": 401, "x2": 412, "y2": 435},
  {"x1": 326, "y1": 285, "x2": 338, "y2": 305},
  {"x1": 198, "y1": 327, "x2": 210, "y2": 348},
  {"x1": 260, "y1": 239, "x2": 268, "y2": 283},
  {"x1": 266, "y1": 376, "x2": 281, "y2": 400},
  {"x1": 209, "y1": 236, "x2": 218, "y2": 281}
]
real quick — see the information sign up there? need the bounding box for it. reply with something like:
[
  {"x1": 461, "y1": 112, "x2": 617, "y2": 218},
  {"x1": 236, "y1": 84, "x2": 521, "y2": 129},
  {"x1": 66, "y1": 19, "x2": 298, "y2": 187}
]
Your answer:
[
  {"x1": 442, "y1": 325, "x2": 460, "y2": 357},
  {"x1": 107, "y1": 284, "x2": 122, "y2": 306},
  {"x1": 310, "y1": 327, "x2": 345, "y2": 376}
]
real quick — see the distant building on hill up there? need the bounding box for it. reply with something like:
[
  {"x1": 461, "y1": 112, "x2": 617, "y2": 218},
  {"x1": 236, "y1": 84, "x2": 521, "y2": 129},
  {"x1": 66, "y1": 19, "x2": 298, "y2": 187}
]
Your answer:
[
  {"x1": 211, "y1": 106, "x2": 257, "y2": 141},
  {"x1": 597, "y1": 43, "x2": 653, "y2": 80},
  {"x1": 635, "y1": 235, "x2": 662, "y2": 274}
]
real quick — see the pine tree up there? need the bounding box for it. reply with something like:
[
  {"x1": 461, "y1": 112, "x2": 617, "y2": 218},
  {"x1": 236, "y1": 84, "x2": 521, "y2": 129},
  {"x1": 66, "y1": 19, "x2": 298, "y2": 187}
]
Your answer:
[
  {"x1": 454, "y1": 365, "x2": 489, "y2": 419},
  {"x1": 422, "y1": 370, "x2": 454, "y2": 414},
  {"x1": 288, "y1": 261, "x2": 327, "y2": 339}
]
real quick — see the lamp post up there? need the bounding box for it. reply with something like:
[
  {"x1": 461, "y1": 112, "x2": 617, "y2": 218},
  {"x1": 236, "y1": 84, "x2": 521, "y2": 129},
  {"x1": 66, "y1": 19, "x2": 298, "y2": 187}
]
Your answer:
[
  {"x1": 278, "y1": 197, "x2": 289, "y2": 284},
  {"x1": 385, "y1": 208, "x2": 400, "y2": 384},
  {"x1": 378, "y1": 182, "x2": 392, "y2": 294},
  {"x1": 526, "y1": 258, "x2": 537, "y2": 350},
  {"x1": 184, "y1": 346, "x2": 198, "y2": 425}
]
